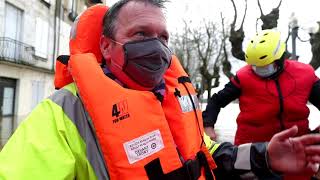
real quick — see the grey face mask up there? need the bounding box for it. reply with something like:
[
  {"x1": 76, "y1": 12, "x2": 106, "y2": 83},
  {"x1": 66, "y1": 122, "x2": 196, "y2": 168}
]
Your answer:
[
  {"x1": 122, "y1": 38, "x2": 172, "y2": 88},
  {"x1": 252, "y1": 63, "x2": 278, "y2": 78}
]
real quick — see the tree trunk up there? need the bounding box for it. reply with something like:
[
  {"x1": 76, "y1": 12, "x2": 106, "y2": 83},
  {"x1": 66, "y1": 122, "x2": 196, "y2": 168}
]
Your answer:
[
  {"x1": 229, "y1": 29, "x2": 245, "y2": 61},
  {"x1": 206, "y1": 78, "x2": 213, "y2": 102},
  {"x1": 260, "y1": 8, "x2": 279, "y2": 30},
  {"x1": 309, "y1": 28, "x2": 320, "y2": 70}
]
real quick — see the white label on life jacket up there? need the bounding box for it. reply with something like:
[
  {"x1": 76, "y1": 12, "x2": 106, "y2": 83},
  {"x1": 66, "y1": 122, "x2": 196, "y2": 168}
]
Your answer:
[
  {"x1": 123, "y1": 130, "x2": 164, "y2": 164},
  {"x1": 177, "y1": 94, "x2": 200, "y2": 113}
]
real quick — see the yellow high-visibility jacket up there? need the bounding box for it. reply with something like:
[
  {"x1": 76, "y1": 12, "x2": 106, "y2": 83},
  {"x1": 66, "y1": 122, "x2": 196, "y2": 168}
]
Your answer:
[{"x1": 0, "y1": 83, "x2": 277, "y2": 180}]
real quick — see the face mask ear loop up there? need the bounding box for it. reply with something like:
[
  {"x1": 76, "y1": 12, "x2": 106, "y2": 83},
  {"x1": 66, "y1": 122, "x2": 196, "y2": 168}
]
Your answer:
[
  {"x1": 108, "y1": 38, "x2": 124, "y2": 70},
  {"x1": 109, "y1": 38, "x2": 124, "y2": 46}
]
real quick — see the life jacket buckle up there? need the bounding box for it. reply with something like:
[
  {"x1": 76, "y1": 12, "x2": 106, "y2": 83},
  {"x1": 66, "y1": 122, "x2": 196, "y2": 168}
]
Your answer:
[{"x1": 184, "y1": 159, "x2": 201, "y2": 180}]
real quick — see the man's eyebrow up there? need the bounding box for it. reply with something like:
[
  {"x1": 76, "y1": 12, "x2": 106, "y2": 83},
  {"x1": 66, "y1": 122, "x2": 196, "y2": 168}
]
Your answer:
[
  {"x1": 127, "y1": 24, "x2": 150, "y2": 31},
  {"x1": 128, "y1": 23, "x2": 167, "y2": 32}
]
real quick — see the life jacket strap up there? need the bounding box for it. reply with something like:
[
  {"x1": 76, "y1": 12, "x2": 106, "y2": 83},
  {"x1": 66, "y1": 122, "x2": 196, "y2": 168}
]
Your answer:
[
  {"x1": 57, "y1": 55, "x2": 70, "y2": 65},
  {"x1": 152, "y1": 91, "x2": 164, "y2": 102},
  {"x1": 178, "y1": 76, "x2": 191, "y2": 84},
  {"x1": 144, "y1": 151, "x2": 215, "y2": 180}
]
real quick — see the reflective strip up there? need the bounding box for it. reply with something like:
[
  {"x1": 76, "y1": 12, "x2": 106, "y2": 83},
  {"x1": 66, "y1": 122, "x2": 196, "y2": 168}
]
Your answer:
[
  {"x1": 49, "y1": 89, "x2": 109, "y2": 180},
  {"x1": 208, "y1": 142, "x2": 220, "y2": 155},
  {"x1": 177, "y1": 94, "x2": 200, "y2": 113},
  {"x1": 204, "y1": 133, "x2": 220, "y2": 155},
  {"x1": 234, "y1": 143, "x2": 252, "y2": 170}
]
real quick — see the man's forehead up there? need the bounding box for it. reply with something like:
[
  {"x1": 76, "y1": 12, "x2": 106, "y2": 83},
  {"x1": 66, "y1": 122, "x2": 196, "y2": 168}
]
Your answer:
[{"x1": 118, "y1": 1, "x2": 165, "y2": 21}]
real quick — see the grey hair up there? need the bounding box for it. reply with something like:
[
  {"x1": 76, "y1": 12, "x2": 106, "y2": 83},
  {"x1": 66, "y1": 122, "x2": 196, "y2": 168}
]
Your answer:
[{"x1": 102, "y1": 0, "x2": 169, "y2": 39}]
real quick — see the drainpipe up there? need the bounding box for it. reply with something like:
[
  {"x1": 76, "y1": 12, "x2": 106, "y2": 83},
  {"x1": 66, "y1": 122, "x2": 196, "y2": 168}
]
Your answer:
[
  {"x1": 68, "y1": 0, "x2": 78, "y2": 21},
  {"x1": 53, "y1": 0, "x2": 62, "y2": 71}
]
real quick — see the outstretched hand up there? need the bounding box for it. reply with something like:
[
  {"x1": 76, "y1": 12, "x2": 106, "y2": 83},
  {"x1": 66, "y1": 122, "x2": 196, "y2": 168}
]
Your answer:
[{"x1": 268, "y1": 126, "x2": 320, "y2": 175}]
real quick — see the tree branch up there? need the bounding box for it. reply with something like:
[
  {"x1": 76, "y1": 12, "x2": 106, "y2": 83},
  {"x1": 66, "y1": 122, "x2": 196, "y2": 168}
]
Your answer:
[
  {"x1": 276, "y1": 0, "x2": 283, "y2": 9},
  {"x1": 257, "y1": 0, "x2": 264, "y2": 16},
  {"x1": 240, "y1": 0, "x2": 248, "y2": 29},
  {"x1": 230, "y1": 0, "x2": 237, "y2": 29}
]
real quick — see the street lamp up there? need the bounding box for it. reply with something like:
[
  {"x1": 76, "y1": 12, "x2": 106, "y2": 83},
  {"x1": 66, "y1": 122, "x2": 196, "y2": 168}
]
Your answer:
[{"x1": 289, "y1": 12, "x2": 299, "y2": 60}]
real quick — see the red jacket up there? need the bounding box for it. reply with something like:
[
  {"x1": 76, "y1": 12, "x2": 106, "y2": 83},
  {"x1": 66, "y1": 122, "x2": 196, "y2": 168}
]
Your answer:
[{"x1": 234, "y1": 60, "x2": 318, "y2": 144}]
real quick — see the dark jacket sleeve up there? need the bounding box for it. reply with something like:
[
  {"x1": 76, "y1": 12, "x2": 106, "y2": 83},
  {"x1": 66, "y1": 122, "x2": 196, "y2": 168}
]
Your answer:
[
  {"x1": 202, "y1": 79, "x2": 241, "y2": 127},
  {"x1": 212, "y1": 142, "x2": 281, "y2": 180},
  {"x1": 309, "y1": 79, "x2": 320, "y2": 110}
]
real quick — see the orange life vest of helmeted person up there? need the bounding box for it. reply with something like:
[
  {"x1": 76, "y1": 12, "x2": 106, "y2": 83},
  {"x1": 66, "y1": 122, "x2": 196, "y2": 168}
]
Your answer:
[{"x1": 54, "y1": 4, "x2": 216, "y2": 180}]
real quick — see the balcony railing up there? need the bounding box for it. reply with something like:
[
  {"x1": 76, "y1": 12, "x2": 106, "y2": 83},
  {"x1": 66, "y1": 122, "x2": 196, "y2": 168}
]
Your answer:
[{"x1": 0, "y1": 37, "x2": 37, "y2": 65}]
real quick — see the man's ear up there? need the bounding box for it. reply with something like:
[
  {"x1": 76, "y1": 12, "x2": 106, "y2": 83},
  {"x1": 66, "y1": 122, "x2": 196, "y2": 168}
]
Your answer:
[{"x1": 100, "y1": 36, "x2": 111, "y2": 63}]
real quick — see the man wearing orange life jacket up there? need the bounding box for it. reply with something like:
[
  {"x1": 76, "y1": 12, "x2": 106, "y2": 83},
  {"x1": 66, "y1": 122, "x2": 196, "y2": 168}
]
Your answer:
[{"x1": 2, "y1": 1, "x2": 320, "y2": 180}]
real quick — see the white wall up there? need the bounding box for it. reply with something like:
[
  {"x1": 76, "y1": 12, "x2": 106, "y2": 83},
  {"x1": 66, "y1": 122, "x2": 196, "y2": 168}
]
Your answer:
[{"x1": 0, "y1": 63, "x2": 55, "y2": 124}]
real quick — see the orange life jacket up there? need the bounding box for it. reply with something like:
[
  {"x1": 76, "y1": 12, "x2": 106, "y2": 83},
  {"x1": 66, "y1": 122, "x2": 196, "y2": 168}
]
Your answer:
[
  {"x1": 68, "y1": 53, "x2": 216, "y2": 179},
  {"x1": 54, "y1": 55, "x2": 73, "y2": 89},
  {"x1": 54, "y1": 4, "x2": 107, "y2": 90}
]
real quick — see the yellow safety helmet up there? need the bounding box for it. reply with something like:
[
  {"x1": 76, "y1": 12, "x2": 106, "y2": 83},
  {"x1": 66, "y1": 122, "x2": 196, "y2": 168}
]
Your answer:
[{"x1": 245, "y1": 29, "x2": 286, "y2": 67}]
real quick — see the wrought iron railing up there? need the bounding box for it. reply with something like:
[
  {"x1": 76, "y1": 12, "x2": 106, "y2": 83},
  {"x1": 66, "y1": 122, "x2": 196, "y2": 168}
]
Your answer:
[{"x1": 0, "y1": 37, "x2": 37, "y2": 65}]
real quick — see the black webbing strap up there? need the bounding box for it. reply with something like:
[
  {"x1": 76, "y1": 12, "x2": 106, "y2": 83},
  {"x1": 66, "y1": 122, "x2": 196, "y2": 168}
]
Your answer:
[
  {"x1": 144, "y1": 151, "x2": 215, "y2": 180},
  {"x1": 144, "y1": 155, "x2": 215, "y2": 180},
  {"x1": 174, "y1": 88, "x2": 181, "y2": 97},
  {"x1": 152, "y1": 92, "x2": 164, "y2": 102},
  {"x1": 178, "y1": 76, "x2": 191, "y2": 84},
  {"x1": 57, "y1": 55, "x2": 70, "y2": 65},
  {"x1": 145, "y1": 158, "x2": 201, "y2": 180},
  {"x1": 197, "y1": 151, "x2": 215, "y2": 180}
]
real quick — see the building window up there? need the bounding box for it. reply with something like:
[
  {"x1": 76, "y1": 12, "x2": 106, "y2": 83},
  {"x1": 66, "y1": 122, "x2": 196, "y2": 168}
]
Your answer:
[
  {"x1": 31, "y1": 81, "x2": 44, "y2": 109},
  {"x1": 0, "y1": 77, "x2": 16, "y2": 149},
  {"x1": 2, "y1": 88, "x2": 14, "y2": 116},
  {"x1": 35, "y1": 17, "x2": 49, "y2": 59},
  {"x1": 4, "y1": 2, "x2": 23, "y2": 41}
]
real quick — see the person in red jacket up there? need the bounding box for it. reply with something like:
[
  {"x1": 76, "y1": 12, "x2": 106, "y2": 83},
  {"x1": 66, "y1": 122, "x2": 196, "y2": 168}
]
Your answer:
[{"x1": 203, "y1": 29, "x2": 320, "y2": 179}]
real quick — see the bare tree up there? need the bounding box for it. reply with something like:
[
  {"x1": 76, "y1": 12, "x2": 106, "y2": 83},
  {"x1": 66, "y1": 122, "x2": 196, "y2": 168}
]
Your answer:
[
  {"x1": 192, "y1": 19, "x2": 227, "y2": 100},
  {"x1": 257, "y1": 0, "x2": 282, "y2": 30},
  {"x1": 229, "y1": 0, "x2": 247, "y2": 61},
  {"x1": 220, "y1": 13, "x2": 234, "y2": 79},
  {"x1": 309, "y1": 22, "x2": 320, "y2": 69},
  {"x1": 170, "y1": 20, "x2": 195, "y2": 75},
  {"x1": 171, "y1": 16, "x2": 232, "y2": 101}
]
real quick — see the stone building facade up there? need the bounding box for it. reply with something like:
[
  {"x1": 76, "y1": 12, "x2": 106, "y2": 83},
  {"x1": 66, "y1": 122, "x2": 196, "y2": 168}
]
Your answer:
[{"x1": 0, "y1": 0, "x2": 105, "y2": 148}]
